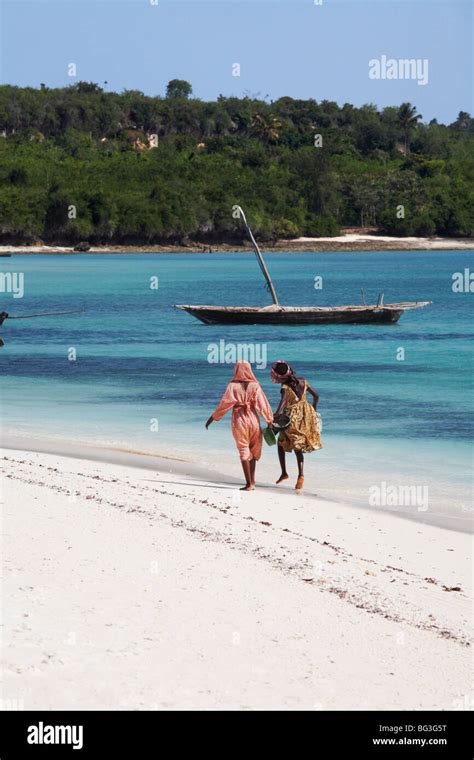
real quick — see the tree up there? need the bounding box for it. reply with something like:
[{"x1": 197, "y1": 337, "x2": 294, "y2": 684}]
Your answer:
[
  {"x1": 250, "y1": 113, "x2": 282, "y2": 143},
  {"x1": 166, "y1": 79, "x2": 193, "y2": 99},
  {"x1": 450, "y1": 111, "x2": 474, "y2": 132},
  {"x1": 397, "y1": 102, "x2": 422, "y2": 154},
  {"x1": 71, "y1": 82, "x2": 103, "y2": 94}
]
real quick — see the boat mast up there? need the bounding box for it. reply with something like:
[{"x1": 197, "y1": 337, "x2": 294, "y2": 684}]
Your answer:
[{"x1": 236, "y1": 206, "x2": 279, "y2": 306}]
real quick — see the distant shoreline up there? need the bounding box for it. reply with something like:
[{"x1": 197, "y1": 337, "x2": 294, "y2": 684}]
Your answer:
[{"x1": 1, "y1": 233, "x2": 474, "y2": 255}]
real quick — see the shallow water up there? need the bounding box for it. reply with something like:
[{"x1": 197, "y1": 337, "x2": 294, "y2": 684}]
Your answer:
[{"x1": 0, "y1": 251, "x2": 472, "y2": 531}]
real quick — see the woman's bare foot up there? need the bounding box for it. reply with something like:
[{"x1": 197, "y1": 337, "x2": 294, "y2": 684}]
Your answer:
[
  {"x1": 295, "y1": 475, "x2": 304, "y2": 491},
  {"x1": 240, "y1": 484, "x2": 255, "y2": 491},
  {"x1": 276, "y1": 473, "x2": 289, "y2": 484}
]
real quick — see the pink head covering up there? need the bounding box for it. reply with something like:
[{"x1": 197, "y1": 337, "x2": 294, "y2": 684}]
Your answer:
[
  {"x1": 232, "y1": 361, "x2": 258, "y2": 383},
  {"x1": 270, "y1": 360, "x2": 296, "y2": 384}
]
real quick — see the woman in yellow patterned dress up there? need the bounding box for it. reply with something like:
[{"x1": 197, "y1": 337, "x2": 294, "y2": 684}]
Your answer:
[{"x1": 270, "y1": 360, "x2": 322, "y2": 492}]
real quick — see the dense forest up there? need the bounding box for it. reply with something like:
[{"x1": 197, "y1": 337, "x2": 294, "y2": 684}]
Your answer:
[{"x1": 0, "y1": 81, "x2": 473, "y2": 245}]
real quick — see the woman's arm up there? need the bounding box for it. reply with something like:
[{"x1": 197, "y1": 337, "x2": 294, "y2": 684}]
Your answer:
[
  {"x1": 274, "y1": 388, "x2": 289, "y2": 418},
  {"x1": 206, "y1": 383, "x2": 236, "y2": 428},
  {"x1": 306, "y1": 384, "x2": 319, "y2": 409},
  {"x1": 254, "y1": 386, "x2": 274, "y2": 426}
]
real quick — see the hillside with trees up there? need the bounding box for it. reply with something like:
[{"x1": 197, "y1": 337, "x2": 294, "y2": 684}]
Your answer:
[{"x1": 0, "y1": 82, "x2": 472, "y2": 245}]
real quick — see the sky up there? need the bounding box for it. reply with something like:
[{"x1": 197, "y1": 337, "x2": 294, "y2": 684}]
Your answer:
[{"x1": 0, "y1": 0, "x2": 472, "y2": 124}]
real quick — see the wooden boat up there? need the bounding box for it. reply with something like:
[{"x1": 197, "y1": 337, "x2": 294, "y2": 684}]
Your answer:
[
  {"x1": 175, "y1": 302, "x2": 430, "y2": 325},
  {"x1": 175, "y1": 206, "x2": 431, "y2": 326}
]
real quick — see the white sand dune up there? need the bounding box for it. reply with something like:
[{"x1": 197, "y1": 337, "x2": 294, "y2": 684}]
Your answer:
[{"x1": 1, "y1": 447, "x2": 471, "y2": 710}]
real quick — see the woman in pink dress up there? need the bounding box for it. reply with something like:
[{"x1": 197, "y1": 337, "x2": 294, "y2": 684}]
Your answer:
[{"x1": 206, "y1": 361, "x2": 273, "y2": 491}]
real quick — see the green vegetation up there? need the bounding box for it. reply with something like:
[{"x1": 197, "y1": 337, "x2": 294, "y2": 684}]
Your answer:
[{"x1": 0, "y1": 82, "x2": 472, "y2": 244}]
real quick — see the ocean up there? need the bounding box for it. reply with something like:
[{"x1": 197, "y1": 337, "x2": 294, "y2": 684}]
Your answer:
[{"x1": 0, "y1": 251, "x2": 472, "y2": 531}]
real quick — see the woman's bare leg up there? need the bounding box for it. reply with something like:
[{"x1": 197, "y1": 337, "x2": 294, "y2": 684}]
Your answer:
[
  {"x1": 240, "y1": 460, "x2": 254, "y2": 490},
  {"x1": 250, "y1": 458, "x2": 256, "y2": 486},
  {"x1": 276, "y1": 445, "x2": 289, "y2": 484},
  {"x1": 295, "y1": 451, "x2": 304, "y2": 490}
]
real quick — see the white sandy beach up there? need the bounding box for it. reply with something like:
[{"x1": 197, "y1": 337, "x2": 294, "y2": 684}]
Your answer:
[
  {"x1": 289, "y1": 234, "x2": 474, "y2": 249},
  {"x1": 1, "y1": 445, "x2": 472, "y2": 711},
  {"x1": 1, "y1": 233, "x2": 473, "y2": 255}
]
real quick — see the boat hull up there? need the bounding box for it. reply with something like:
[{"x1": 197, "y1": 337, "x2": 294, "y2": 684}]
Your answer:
[{"x1": 174, "y1": 304, "x2": 430, "y2": 325}]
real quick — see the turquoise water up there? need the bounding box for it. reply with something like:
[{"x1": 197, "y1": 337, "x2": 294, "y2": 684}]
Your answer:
[{"x1": 0, "y1": 251, "x2": 472, "y2": 531}]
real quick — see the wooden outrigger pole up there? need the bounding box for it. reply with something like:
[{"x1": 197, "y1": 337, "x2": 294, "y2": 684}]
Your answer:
[
  {"x1": 4, "y1": 310, "x2": 82, "y2": 320},
  {"x1": 0, "y1": 309, "x2": 83, "y2": 346},
  {"x1": 235, "y1": 206, "x2": 280, "y2": 307}
]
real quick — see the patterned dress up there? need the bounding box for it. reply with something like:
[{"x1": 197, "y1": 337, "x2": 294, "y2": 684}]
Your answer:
[{"x1": 277, "y1": 382, "x2": 322, "y2": 453}]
